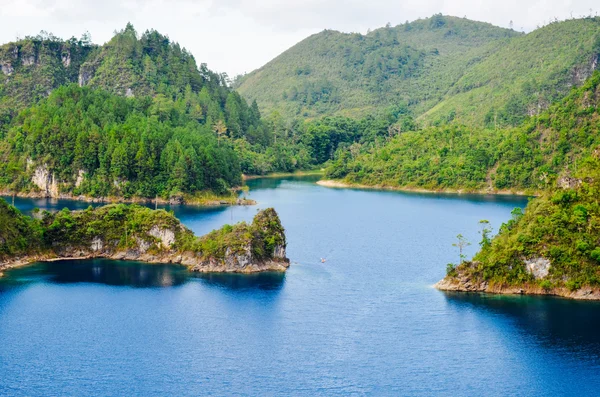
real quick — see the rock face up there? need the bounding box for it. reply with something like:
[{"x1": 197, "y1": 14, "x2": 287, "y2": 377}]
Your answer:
[
  {"x1": 149, "y1": 226, "x2": 175, "y2": 249},
  {"x1": 524, "y1": 257, "x2": 551, "y2": 279},
  {"x1": 32, "y1": 165, "x2": 59, "y2": 197},
  {"x1": 78, "y1": 65, "x2": 94, "y2": 87},
  {"x1": 1, "y1": 63, "x2": 13, "y2": 75}
]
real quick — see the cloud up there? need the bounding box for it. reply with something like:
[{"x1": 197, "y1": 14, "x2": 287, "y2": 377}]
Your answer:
[{"x1": 0, "y1": 0, "x2": 599, "y2": 76}]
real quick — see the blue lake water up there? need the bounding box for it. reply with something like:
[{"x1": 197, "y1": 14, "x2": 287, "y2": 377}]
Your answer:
[{"x1": 2, "y1": 177, "x2": 600, "y2": 396}]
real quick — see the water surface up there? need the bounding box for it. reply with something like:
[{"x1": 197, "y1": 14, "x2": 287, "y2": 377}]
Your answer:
[{"x1": 1, "y1": 177, "x2": 599, "y2": 396}]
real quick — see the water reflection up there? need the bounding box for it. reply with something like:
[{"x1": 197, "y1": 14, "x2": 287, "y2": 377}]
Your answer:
[
  {"x1": 245, "y1": 174, "x2": 321, "y2": 191},
  {"x1": 443, "y1": 291, "x2": 600, "y2": 360},
  {"x1": 3, "y1": 259, "x2": 189, "y2": 288},
  {"x1": 1, "y1": 259, "x2": 288, "y2": 292},
  {"x1": 194, "y1": 271, "x2": 286, "y2": 291}
]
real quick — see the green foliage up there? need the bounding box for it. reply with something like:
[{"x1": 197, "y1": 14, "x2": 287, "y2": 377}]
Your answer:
[
  {"x1": 179, "y1": 207, "x2": 286, "y2": 261},
  {"x1": 237, "y1": 16, "x2": 600, "y2": 127},
  {"x1": 236, "y1": 15, "x2": 519, "y2": 121},
  {"x1": 0, "y1": 198, "x2": 44, "y2": 258},
  {"x1": 0, "y1": 199, "x2": 286, "y2": 265},
  {"x1": 0, "y1": 85, "x2": 242, "y2": 198},
  {"x1": 454, "y1": 155, "x2": 600, "y2": 289},
  {"x1": 326, "y1": 70, "x2": 600, "y2": 193},
  {"x1": 0, "y1": 32, "x2": 95, "y2": 130}
]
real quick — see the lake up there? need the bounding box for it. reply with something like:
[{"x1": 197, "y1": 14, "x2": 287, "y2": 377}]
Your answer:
[{"x1": 1, "y1": 176, "x2": 600, "y2": 396}]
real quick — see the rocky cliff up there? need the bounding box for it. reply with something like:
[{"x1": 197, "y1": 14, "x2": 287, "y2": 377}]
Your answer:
[{"x1": 0, "y1": 201, "x2": 289, "y2": 276}]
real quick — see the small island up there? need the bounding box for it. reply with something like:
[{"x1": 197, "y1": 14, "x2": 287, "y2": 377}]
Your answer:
[{"x1": 0, "y1": 199, "x2": 289, "y2": 277}]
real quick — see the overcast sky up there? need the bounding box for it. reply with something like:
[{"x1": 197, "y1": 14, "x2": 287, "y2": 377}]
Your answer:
[{"x1": 0, "y1": 0, "x2": 599, "y2": 77}]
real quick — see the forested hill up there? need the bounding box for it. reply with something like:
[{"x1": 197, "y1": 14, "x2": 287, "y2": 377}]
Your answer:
[
  {"x1": 326, "y1": 70, "x2": 600, "y2": 194},
  {"x1": 235, "y1": 15, "x2": 600, "y2": 127},
  {"x1": 0, "y1": 24, "x2": 267, "y2": 143}
]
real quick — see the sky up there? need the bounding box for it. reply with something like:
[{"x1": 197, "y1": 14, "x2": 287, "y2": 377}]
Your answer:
[{"x1": 0, "y1": 0, "x2": 599, "y2": 77}]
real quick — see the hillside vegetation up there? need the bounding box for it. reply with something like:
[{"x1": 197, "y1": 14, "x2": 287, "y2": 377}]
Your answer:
[
  {"x1": 236, "y1": 16, "x2": 600, "y2": 128},
  {"x1": 325, "y1": 70, "x2": 600, "y2": 193},
  {"x1": 0, "y1": 85, "x2": 242, "y2": 200},
  {"x1": 440, "y1": 155, "x2": 600, "y2": 296}
]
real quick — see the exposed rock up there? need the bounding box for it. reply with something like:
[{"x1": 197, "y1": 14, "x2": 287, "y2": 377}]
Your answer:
[
  {"x1": 136, "y1": 238, "x2": 152, "y2": 254},
  {"x1": 75, "y1": 170, "x2": 85, "y2": 188},
  {"x1": 91, "y1": 237, "x2": 103, "y2": 252},
  {"x1": 78, "y1": 64, "x2": 94, "y2": 87},
  {"x1": 31, "y1": 165, "x2": 59, "y2": 198},
  {"x1": 125, "y1": 88, "x2": 134, "y2": 98},
  {"x1": 557, "y1": 174, "x2": 581, "y2": 189},
  {"x1": 1, "y1": 63, "x2": 13, "y2": 75},
  {"x1": 22, "y1": 55, "x2": 35, "y2": 66},
  {"x1": 524, "y1": 257, "x2": 551, "y2": 279},
  {"x1": 149, "y1": 226, "x2": 175, "y2": 249},
  {"x1": 169, "y1": 194, "x2": 184, "y2": 205},
  {"x1": 61, "y1": 52, "x2": 71, "y2": 67}
]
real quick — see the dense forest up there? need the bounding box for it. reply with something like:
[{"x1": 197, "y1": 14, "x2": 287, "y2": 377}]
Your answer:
[
  {"x1": 236, "y1": 15, "x2": 600, "y2": 128},
  {"x1": 325, "y1": 70, "x2": 600, "y2": 193},
  {"x1": 0, "y1": 85, "x2": 242, "y2": 199}
]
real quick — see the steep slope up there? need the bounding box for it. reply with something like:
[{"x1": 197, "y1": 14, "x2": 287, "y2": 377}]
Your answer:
[
  {"x1": 0, "y1": 24, "x2": 268, "y2": 143},
  {"x1": 423, "y1": 17, "x2": 600, "y2": 127},
  {"x1": 236, "y1": 16, "x2": 600, "y2": 128},
  {"x1": 0, "y1": 33, "x2": 94, "y2": 126},
  {"x1": 236, "y1": 15, "x2": 519, "y2": 120},
  {"x1": 325, "y1": 70, "x2": 600, "y2": 193}
]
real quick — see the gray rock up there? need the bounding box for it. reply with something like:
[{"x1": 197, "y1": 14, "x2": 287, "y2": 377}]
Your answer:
[{"x1": 524, "y1": 257, "x2": 551, "y2": 279}]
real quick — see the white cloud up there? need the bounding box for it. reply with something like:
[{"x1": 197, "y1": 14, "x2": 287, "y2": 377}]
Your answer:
[{"x1": 0, "y1": 0, "x2": 598, "y2": 76}]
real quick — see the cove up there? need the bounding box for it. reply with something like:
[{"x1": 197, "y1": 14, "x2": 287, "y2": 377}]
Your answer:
[{"x1": 1, "y1": 176, "x2": 600, "y2": 396}]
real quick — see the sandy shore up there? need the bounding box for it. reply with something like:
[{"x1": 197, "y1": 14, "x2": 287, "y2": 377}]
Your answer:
[{"x1": 317, "y1": 180, "x2": 537, "y2": 197}]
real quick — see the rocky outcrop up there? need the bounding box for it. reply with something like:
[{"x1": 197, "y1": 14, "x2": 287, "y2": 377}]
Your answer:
[
  {"x1": 75, "y1": 170, "x2": 85, "y2": 188},
  {"x1": 524, "y1": 257, "x2": 551, "y2": 279},
  {"x1": 1, "y1": 63, "x2": 13, "y2": 75},
  {"x1": 31, "y1": 165, "x2": 59, "y2": 197},
  {"x1": 434, "y1": 260, "x2": 600, "y2": 300},
  {"x1": 78, "y1": 64, "x2": 95, "y2": 87},
  {"x1": 149, "y1": 226, "x2": 175, "y2": 249},
  {"x1": 0, "y1": 204, "x2": 289, "y2": 276}
]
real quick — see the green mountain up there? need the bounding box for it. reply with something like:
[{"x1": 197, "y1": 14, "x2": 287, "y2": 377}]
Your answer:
[
  {"x1": 235, "y1": 15, "x2": 600, "y2": 127},
  {"x1": 325, "y1": 70, "x2": 600, "y2": 193},
  {"x1": 0, "y1": 24, "x2": 268, "y2": 141},
  {"x1": 0, "y1": 24, "x2": 292, "y2": 198}
]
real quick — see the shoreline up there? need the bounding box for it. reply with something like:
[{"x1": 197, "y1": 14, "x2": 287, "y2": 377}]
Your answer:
[
  {"x1": 243, "y1": 170, "x2": 324, "y2": 180},
  {"x1": 0, "y1": 190, "x2": 256, "y2": 207},
  {"x1": 317, "y1": 179, "x2": 539, "y2": 197},
  {"x1": 0, "y1": 251, "x2": 289, "y2": 278},
  {"x1": 434, "y1": 277, "x2": 600, "y2": 301}
]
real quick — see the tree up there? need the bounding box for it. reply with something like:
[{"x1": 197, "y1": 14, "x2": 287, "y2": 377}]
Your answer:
[
  {"x1": 452, "y1": 234, "x2": 471, "y2": 264},
  {"x1": 213, "y1": 120, "x2": 227, "y2": 146},
  {"x1": 478, "y1": 220, "x2": 493, "y2": 248}
]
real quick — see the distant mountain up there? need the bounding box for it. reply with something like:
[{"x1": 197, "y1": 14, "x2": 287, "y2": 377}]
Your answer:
[{"x1": 235, "y1": 15, "x2": 600, "y2": 127}]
